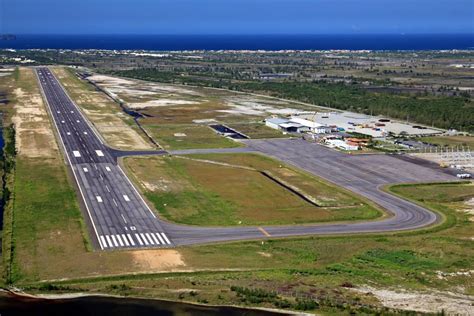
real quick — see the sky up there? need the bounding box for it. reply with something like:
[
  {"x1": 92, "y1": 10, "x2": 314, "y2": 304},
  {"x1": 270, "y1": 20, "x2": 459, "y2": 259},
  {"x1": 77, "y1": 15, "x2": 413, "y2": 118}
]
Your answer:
[{"x1": 1, "y1": 0, "x2": 473, "y2": 35}]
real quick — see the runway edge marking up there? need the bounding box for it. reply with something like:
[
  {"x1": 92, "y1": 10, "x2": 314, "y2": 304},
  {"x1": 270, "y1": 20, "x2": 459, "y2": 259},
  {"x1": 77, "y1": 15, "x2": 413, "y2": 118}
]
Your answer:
[{"x1": 35, "y1": 68, "x2": 105, "y2": 250}]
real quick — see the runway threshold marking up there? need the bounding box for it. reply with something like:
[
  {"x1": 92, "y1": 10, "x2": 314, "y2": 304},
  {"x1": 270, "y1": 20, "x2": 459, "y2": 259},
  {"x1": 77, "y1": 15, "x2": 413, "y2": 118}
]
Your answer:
[
  {"x1": 156, "y1": 233, "x2": 165, "y2": 244},
  {"x1": 160, "y1": 233, "x2": 171, "y2": 245},
  {"x1": 258, "y1": 227, "x2": 271, "y2": 237}
]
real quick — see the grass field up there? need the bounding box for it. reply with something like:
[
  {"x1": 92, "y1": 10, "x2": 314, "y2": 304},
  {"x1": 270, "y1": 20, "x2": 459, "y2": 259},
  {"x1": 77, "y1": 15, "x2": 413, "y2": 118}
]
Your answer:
[
  {"x1": 417, "y1": 135, "x2": 474, "y2": 148},
  {"x1": 189, "y1": 153, "x2": 367, "y2": 207},
  {"x1": 124, "y1": 154, "x2": 381, "y2": 226},
  {"x1": 144, "y1": 124, "x2": 241, "y2": 150},
  {"x1": 21, "y1": 182, "x2": 474, "y2": 314}
]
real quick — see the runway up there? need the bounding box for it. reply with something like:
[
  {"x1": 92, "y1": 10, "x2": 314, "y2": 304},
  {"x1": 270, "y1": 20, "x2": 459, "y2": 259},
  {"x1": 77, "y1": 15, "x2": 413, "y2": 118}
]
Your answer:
[
  {"x1": 36, "y1": 67, "x2": 459, "y2": 250},
  {"x1": 37, "y1": 68, "x2": 172, "y2": 250}
]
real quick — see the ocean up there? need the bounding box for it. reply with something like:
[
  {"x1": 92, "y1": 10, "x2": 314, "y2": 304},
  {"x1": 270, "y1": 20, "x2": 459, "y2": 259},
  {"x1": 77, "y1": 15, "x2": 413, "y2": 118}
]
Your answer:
[{"x1": 0, "y1": 34, "x2": 473, "y2": 51}]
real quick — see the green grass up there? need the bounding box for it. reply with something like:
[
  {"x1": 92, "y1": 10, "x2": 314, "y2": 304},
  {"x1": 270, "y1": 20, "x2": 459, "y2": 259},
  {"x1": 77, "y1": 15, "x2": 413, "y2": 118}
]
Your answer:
[
  {"x1": 10, "y1": 158, "x2": 87, "y2": 282},
  {"x1": 14, "y1": 180, "x2": 474, "y2": 314},
  {"x1": 226, "y1": 122, "x2": 291, "y2": 139},
  {"x1": 143, "y1": 124, "x2": 241, "y2": 150},
  {"x1": 125, "y1": 155, "x2": 381, "y2": 226},
  {"x1": 416, "y1": 135, "x2": 474, "y2": 148}
]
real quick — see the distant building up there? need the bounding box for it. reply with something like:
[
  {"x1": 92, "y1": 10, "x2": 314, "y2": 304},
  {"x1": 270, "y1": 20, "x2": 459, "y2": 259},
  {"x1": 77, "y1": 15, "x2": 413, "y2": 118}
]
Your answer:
[
  {"x1": 279, "y1": 122, "x2": 310, "y2": 133},
  {"x1": 265, "y1": 118, "x2": 289, "y2": 130},
  {"x1": 256, "y1": 73, "x2": 293, "y2": 80},
  {"x1": 289, "y1": 117, "x2": 329, "y2": 133}
]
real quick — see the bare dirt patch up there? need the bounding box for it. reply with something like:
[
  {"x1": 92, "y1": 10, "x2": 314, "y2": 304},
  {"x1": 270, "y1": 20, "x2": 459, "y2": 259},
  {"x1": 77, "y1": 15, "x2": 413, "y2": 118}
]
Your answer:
[
  {"x1": 354, "y1": 286, "x2": 474, "y2": 315},
  {"x1": 131, "y1": 249, "x2": 186, "y2": 271},
  {"x1": 460, "y1": 197, "x2": 474, "y2": 221}
]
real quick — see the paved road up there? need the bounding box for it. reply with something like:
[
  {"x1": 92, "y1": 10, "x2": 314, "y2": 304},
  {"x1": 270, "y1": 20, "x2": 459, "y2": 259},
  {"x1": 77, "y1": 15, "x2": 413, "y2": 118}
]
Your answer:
[{"x1": 37, "y1": 67, "x2": 459, "y2": 249}]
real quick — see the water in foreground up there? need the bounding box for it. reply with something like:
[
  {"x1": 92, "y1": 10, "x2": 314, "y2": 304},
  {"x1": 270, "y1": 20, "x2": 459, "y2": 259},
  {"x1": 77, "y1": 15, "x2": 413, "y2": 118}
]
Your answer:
[{"x1": 0, "y1": 291, "x2": 292, "y2": 316}]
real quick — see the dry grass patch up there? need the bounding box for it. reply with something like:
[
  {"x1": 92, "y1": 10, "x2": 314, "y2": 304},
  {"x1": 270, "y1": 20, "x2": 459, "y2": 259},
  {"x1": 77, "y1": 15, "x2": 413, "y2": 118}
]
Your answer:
[
  {"x1": 11, "y1": 68, "x2": 58, "y2": 158},
  {"x1": 51, "y1": 67, "x2": 153, "y2": 150}
]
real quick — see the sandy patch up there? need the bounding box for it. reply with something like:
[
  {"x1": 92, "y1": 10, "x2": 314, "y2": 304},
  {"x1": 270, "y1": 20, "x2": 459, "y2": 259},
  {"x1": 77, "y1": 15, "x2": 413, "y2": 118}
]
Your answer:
[
  {"x1": 459, "y1": 198, "x2": 474, "y2": 221},
  {"x1": 354, "y1": 286, "x2": 474, "y2": 315},
  {"x1": 11, "y1": 72, "x2": 58, "y2": 158},
  {"x1": 128, "y1": 99, "x2": 199, "y2": 109},
  {"x1": 96, "y1": 124, "x2": 151, "y2": 150},
  {"x1": 220, "y1": 97, "x2": 301, "y2": 116},
  {"x1": 436, "y1": 270, "x2": 474, "y2": 280},
  {"x1": 193, "y1": 118, "x2": 217, "y2": 124},
  {"x1": 88, "y1": 74, "x2": 201, "y2": 96},
  {"x1": 87, "y1": 75, "x2": 135, "y2": 86},
  {"x1": 131, "y1": 249, "x2": 186, "y2": 271}
]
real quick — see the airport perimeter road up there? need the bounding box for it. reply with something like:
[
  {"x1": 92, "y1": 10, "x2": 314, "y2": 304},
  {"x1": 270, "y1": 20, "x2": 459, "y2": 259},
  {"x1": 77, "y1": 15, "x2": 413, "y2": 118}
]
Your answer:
[
  {"x1": 37, "y1": 68, "x2": 173, "y2": 250},
  {"x1": 37, "y1": 67, "x2": 460, "y2": 249}
]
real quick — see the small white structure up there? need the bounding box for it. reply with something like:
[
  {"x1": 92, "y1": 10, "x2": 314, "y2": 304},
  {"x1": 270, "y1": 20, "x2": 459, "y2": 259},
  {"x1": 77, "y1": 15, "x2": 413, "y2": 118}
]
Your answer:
[{"x1": 326, "y1": 139, "x2": 359, "y2": 151}]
